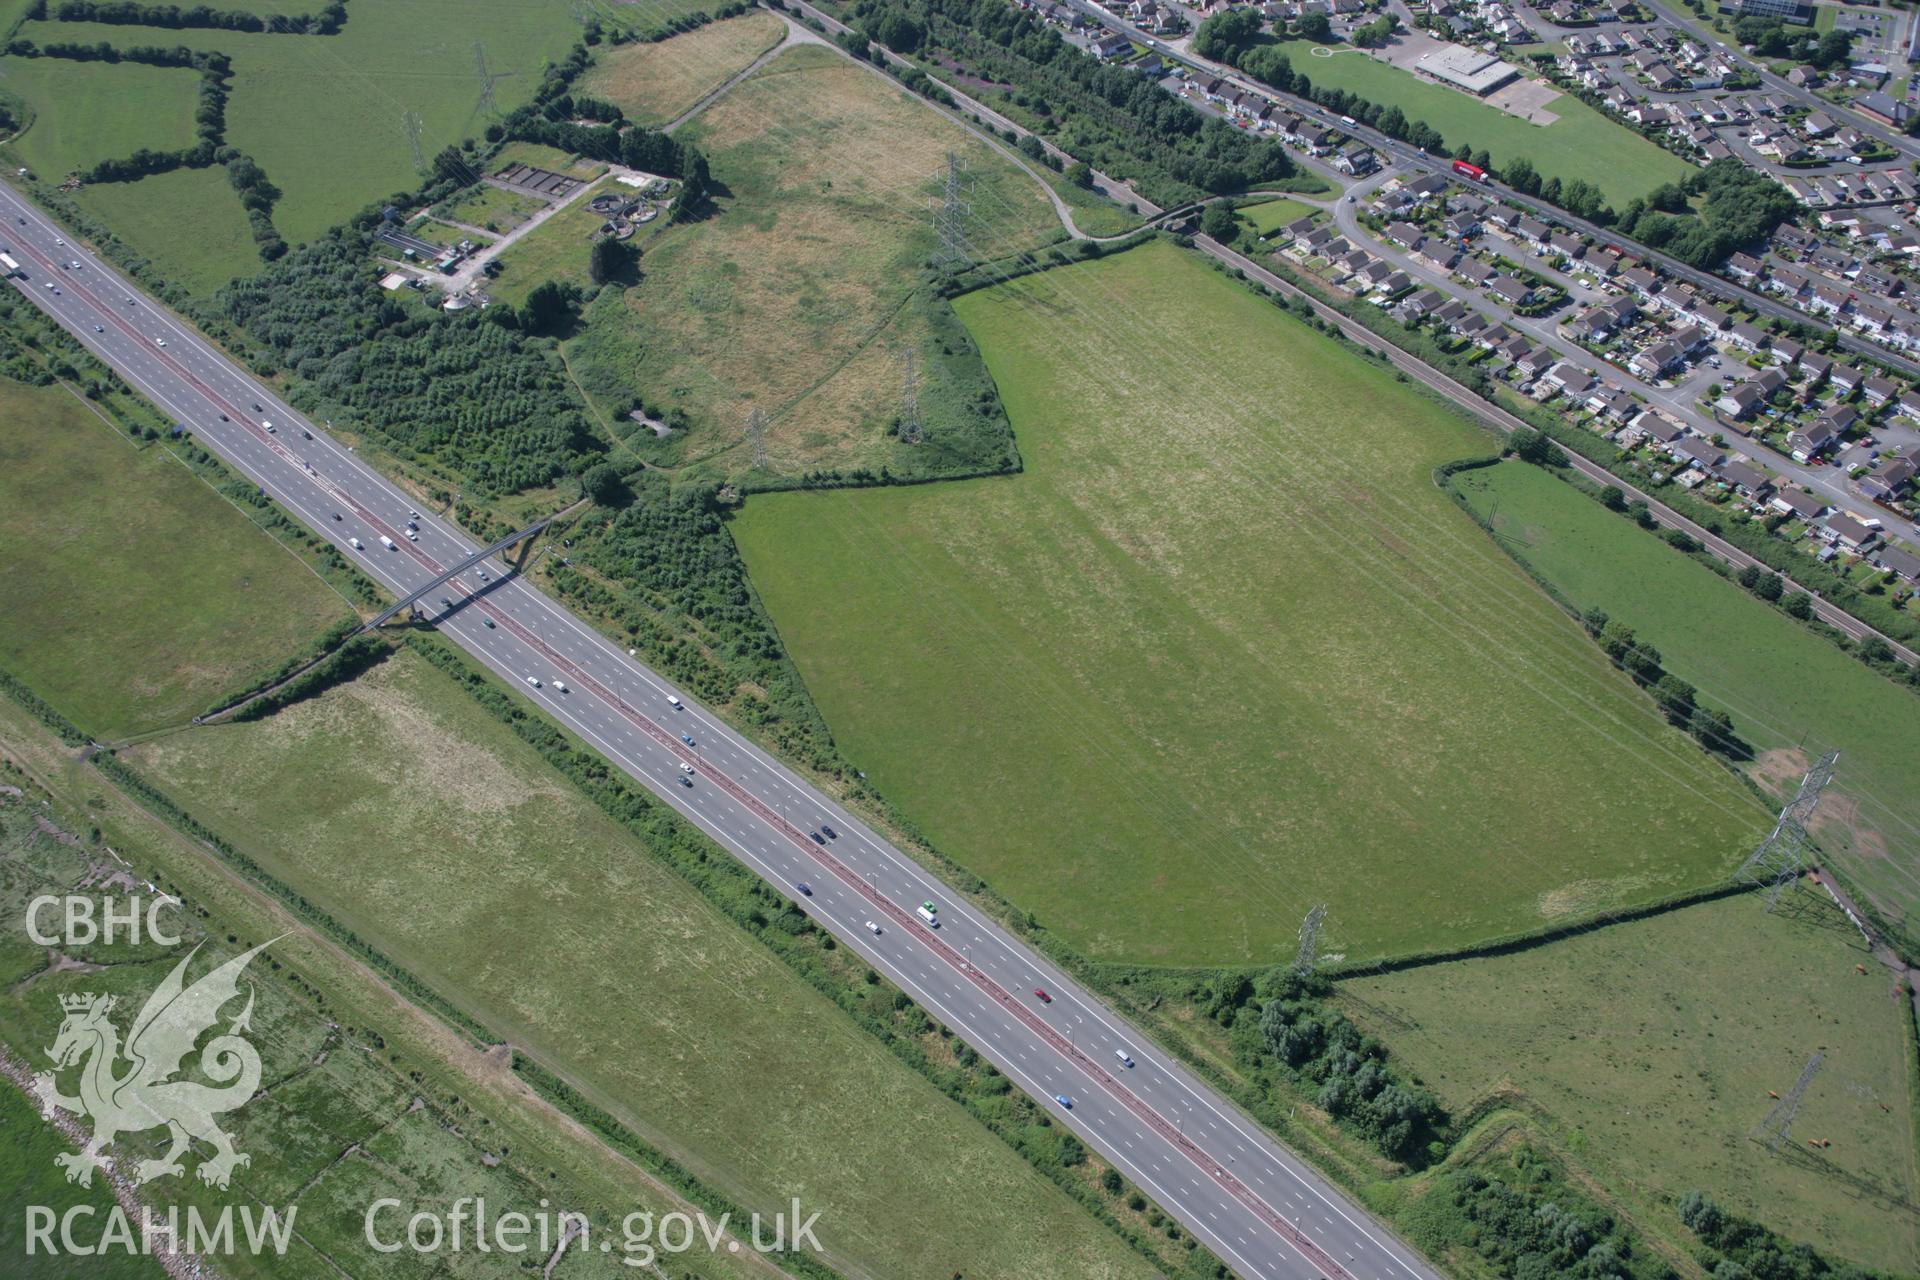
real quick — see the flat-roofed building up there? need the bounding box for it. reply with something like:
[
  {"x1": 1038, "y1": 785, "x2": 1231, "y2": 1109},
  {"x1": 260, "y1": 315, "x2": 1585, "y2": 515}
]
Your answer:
[{"x1": 1414, "y1": 44, "x2": 1522, "y2": 96}]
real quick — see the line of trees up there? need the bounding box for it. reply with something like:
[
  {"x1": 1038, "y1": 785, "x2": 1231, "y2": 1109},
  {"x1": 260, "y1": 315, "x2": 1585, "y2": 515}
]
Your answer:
[
  {"x1": 6, "y1": 39, "x2": 291, "y2": 260},
  {"x1": 1412, "y1": 1146, "x2": 1659, "y2": 1280},
  {"x1": 1679, "y1": 1191, "x2": 1898, "y2": 1280},
  {"x1": 1581, "y1": 607, "x2": 1750, "y2": 759},
  {"x1": 1208, "y1": 964, "x2": 1449, "y2": 1164},
  {"x1": 47, "y1": 0, "x2": 348, "y2": 34},
  {"x1": 847, "y1": 0, "x2": 1297, "y2": 205}
]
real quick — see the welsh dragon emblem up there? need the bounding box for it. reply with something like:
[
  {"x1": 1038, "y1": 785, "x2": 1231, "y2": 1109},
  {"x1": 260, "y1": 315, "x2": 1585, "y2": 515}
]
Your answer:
[{"x1": 33, "y1": 940, "x2": 274, "y2": 1190}]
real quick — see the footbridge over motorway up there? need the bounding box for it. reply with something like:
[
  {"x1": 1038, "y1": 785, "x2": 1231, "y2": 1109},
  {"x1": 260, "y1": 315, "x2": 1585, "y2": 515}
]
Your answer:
[{"x1": 365, "y1": 513, "x2": 559, "y2": 629}]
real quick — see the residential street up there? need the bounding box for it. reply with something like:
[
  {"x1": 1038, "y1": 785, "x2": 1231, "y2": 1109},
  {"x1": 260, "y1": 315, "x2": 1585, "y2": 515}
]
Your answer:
[{"x1": 1319, "y1": 171, "x2": 1920, "y2": 544}]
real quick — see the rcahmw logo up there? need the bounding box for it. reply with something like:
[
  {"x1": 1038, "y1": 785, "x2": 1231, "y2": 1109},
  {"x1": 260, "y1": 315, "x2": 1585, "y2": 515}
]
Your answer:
[{"x1": 24, "y1": 937, "x2": 299, "y2": 1257}]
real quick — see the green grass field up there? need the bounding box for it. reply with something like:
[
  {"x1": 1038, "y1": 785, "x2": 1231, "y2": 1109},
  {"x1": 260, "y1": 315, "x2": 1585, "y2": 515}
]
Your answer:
[
  {"x1": 1237, "y1": 195, "x2": 1317, "y2": 235},
  {"x1": 579, "y1": 10, "x2": 787, "y2": 126},
  {"x1": 14, "y1": 0, "x2": 582, "y2": 279},
  {"x1": 1270, "y1": 43, "x2": 1694, "y2": 205},
  {"x1": 0, "y1": 378, "x2": 349, "y2": 739},
  {"x1": 729, "y1": 240, "x2": 1765, "y2": 967},
  {"x1": 69, "y1": 164, "x2": 262, "y2": 294},
  {"x1": 1451, "y1": 462, "x2": 1920, "y2": 955},
  {"x1": 125, "y1": 648, "x2": 1157, "y2": 1280},
  {"x1": 1340, "y1": 892, "x2": 1920, "y2": 1272},
  {"x1": 553, "y1": 43, "x2": 1062, "y2": 478},
  {"x1": 0, "y1": 56, "x2": 199, "y2": 180}
]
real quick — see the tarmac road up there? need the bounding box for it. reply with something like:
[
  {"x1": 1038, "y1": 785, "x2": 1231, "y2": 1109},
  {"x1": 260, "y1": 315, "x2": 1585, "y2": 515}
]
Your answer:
[{"x1": 0, "y1": 181, "x2": 1441, "y2": 1280}]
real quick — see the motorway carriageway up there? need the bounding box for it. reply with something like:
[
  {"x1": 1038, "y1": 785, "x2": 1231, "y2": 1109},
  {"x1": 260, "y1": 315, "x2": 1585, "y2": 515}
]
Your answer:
[{"x1": 0, "y1": 180, "x2": 1442, "y2": 1280}]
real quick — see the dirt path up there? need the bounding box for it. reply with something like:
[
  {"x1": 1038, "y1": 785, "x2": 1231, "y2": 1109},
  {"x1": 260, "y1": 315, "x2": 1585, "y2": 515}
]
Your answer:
[{"x1": 664, "y1": 16, "x2": 831, "y2": 133}]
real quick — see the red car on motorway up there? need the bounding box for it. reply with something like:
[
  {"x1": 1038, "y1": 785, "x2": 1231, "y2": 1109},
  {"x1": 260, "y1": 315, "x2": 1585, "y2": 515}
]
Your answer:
[{"x1": 1033, "y1": 988, "x2": 1052, "y2": 1004}]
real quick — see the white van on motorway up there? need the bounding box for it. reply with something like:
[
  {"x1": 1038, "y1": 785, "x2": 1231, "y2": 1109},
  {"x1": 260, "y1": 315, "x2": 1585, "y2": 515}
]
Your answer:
[
  {"x1": 915, "y1": 902, "x2": 939, "y2": 927},
  {"x1": 666, "y1": 694, "x2": 683, "y2": 709},
  {"x1": 378, "y1": 535, "x2": 395, "y2": 550},
  {"x1": 1115, "y1": 1048, "x2": 1135, "y2": 1068},
  {"x1": 348, "y1": 537, "x2": 363, "y2": 550}
]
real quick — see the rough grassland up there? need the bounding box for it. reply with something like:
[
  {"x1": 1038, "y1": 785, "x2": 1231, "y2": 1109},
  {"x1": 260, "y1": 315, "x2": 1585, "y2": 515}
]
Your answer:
[
  {"x1": 579, "y1": 10, "x2": 788, "y2": 126},
  {"x1": 127, "y1": 650, "x2": 1156, "y2": 1280},
  {"x1": 562, "y1": 43, "x2": 1061, "y2": 476},
  {"x1": 1, "y1": 57, "x2": 199, "y2": 180},
  {"x1": 17, "y1": 0, "x2": 582, "y2": 256},
  {"x1": 1340, "y1": 893, "x2": 1920, "y2": 1272},
  {"x1": 731, "y1": 241, "x2": 1765, "y2": 967},
  {"x1": 0, "y1": 775, "x2": 748, "y2": 1280},
  {"x1": 0, "y1": 378, "x2": 348, "y2": 738},
  {"x1": 1452, "y1": 462, "x2": 1920, "y2": 956},
  {"x1": 1268, "y1": 43, "x2": 1694, "y2": 205},
  {"x1": 70, "y1": 164, "x2": 262, "y2": 294}
]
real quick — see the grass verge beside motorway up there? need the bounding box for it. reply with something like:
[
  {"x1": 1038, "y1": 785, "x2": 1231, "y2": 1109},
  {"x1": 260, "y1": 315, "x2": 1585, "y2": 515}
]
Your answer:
[
  {"x1": 0, "y1": 376, "x2": 350, "y2": 739},
  {"x1": 1339, "y1": 890, "x2": 1920, "y2": 1273},
  {"x1": 731, "y1": 238, "x2": 1766, "y2": 968},
  {"x1": 1450, "y1": 460, "x2": 1920, "y2": 964},
  {"x1": 0, "y1": 706, "x2": 771, "y2": 1280},
  {"x1": 120, "y1": 645, "x2": 1168, "y2": 1280}
]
